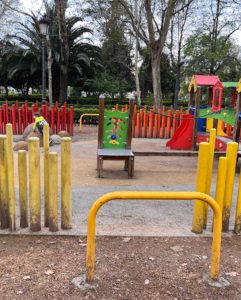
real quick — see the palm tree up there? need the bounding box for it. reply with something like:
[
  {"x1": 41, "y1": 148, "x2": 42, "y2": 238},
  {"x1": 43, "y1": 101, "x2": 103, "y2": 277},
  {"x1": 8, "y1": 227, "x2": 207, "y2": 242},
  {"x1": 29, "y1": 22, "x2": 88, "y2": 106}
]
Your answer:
[{"x1": 7, "y1": 6, "x2": 101, "y2": 102}]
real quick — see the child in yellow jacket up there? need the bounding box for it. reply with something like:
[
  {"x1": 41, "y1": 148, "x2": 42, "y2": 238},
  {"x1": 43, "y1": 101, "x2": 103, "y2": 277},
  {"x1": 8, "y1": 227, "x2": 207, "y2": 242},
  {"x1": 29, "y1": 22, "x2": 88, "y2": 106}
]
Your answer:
[{"x1": 33, "y1": 112, "x2": 48, "y2": 134}]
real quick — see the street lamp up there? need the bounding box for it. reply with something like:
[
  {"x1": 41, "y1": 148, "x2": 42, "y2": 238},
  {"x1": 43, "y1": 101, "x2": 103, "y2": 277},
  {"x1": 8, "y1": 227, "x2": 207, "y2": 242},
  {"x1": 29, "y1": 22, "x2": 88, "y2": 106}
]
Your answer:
[{"x1": 39, "y1": 15, "x2": 49, "y2": 102}]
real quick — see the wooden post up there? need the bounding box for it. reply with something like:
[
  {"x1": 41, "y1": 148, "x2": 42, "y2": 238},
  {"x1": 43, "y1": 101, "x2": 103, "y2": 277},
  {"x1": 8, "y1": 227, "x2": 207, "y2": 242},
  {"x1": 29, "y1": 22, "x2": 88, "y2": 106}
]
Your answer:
[
  {"x1": 44, "y1": 124, "x2": 49, "y2": 227},
  {"x1": 29, "y1": 137, "x2": 41, "y2": 232},
  {"x1": 6, "y1": 124, "x2": 16, "y2": 231},
  {"x1": 18, "y1": 150, "x2": 28, "y2": 228},
  {"x1": 0, "y1": 136, "x2": 9, "y2": 229},
  {"x1": 49, "y1": 152, "x2": 58, "y2": 232},
  {"x1": 61, "y1": 137, "x2": 72, "y2": 229}
]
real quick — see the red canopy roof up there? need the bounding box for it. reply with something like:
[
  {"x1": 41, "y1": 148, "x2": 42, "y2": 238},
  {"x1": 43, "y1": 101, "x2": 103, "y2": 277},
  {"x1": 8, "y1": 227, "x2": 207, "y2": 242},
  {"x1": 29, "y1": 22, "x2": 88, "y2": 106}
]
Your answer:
[{"x1": 194, "y1": 75, "x2": 223, "y2": 87}]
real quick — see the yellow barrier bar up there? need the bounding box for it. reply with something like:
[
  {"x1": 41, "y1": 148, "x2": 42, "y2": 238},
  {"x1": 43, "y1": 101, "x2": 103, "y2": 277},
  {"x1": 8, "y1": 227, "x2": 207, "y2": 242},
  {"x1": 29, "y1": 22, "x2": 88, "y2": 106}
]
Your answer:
[
  {"x1": 6, "y1": 124, "x2": 16, "y2": 231},
  {"x1": 0, "y1": 135, "x2": 9, "y2": 229},
  {"x1": 61, "y1": 137, "x2": 72, "y2": 229},
  {"x1": 223, "y1": 142, "x2": 238, "y2": 232},
  {"x1": 234, "y1": 169, "x2": 241, "y2": 234},
  {"x1": 192, "y1": 142, "x2": 210, "y2": 233},
  {"x1": 29, "y1": 137, "x2": 41, "y2": 232},
  {"x1": 86, "y1": 191, "x2": 222, "y2": 282},
  {"x1": 79, "y1": 114, "x2": 99, "y2": 130},
  {"x1": 203, "y1": 128, "x2": 216, "y2": 229},
  {"x1": 44, "y1": 124, "x2": 49, "y2": 227},
  {"x1": 49, "y1": 152, "x2": 58, "y2": 232},
  {"x1": 18, "y1": 150, "x2": 28, "y2": 228}
]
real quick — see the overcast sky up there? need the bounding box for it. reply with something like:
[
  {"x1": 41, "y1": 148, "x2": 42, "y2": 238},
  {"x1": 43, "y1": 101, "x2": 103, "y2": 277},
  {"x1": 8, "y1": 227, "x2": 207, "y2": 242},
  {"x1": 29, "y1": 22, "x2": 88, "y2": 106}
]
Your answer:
[
  {"x1": 20, "y1": 0, "x2": 241, "y2": 45},
  {"x1": 20, "y1": 0, "x2": 43, "y2": 12}
]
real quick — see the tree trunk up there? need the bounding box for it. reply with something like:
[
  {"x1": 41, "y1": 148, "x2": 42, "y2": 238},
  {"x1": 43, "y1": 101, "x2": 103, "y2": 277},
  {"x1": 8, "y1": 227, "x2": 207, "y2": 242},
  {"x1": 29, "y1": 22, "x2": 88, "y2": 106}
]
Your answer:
[
  {"x1": 151, "y1": 51, "x2": 161, "y2": 108},
  {"x1": 52, "y1": 64, "x2": 60, "y2": 102},
  {"x1": 56, "y1": 0, "x2": 69, "y2": 104},
  {"x1": 134, "y1": 40, "x2": 141, "y2": 105},
  {"x1": 47, "y1": 44, "x2": 53, "y2": 105},
  {"x1": 174, "y1": 64, "x2": 181, "y2": 109}
]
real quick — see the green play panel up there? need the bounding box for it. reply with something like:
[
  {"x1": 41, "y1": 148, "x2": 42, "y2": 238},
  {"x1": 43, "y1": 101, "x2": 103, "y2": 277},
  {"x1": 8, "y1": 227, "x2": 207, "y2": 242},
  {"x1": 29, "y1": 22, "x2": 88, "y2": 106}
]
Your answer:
[{"x1": 199, "y1": 108, "x2": 236, "y2": 126}]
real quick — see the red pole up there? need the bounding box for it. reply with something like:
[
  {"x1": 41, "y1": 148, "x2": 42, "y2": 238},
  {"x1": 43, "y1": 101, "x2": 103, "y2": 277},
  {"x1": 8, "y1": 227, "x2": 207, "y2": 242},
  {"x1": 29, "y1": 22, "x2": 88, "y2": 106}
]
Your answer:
[
  {"x1": 147, "y1": 110, "x2": 154, "y2": 138},
  {"x1": 61, "y1": 105, "x2": 66, "y2": 130},
  {"x1": 165, "y1": 110, "x2": 172, "y2": 138},
  {"x1": 3, "y1": 104, "x2": 8, "y2": 133},
  {"x1": 69, "y1": 106, "x2": 74, "y2": 136},
  {"x1": 11, "y1": 104, "x2": 17, "y2": 134},
  {"x1": 135, "y1": 113, "x2": 140, "y2": 137},
  {"x1": 25, "y1": 103, "x2": 29, "y2": 125},
  {"x1": 139, "y1": 109, "x2": 143, "y2": 137},
  {"x1": 57, "y1": 109, "x2": 61, "y2": 133},
  {"x1": 153, "y1": 113, "x2": 158, "y2": 138},
  {"x1": 0, "y1": 108, "x2": 3, "y2": 134},
  {"x1": 160, "y1": 114, "x2": 166, "y2": 138},
  {"x1": 157, "y1": 109, "x2": 161, "y2": 138},
  {"x1": 22, "y1": 104, "x2": 26, "y2": 129},
  {"x1": 18, "y1": 109, "x2": 22, "y2": 134},
  {"x1": 51, "y1": 106, "x2": 55, "y2": 133},
  {"x1": 67, "y1": 110, "x2": 70, "y2": 133}
]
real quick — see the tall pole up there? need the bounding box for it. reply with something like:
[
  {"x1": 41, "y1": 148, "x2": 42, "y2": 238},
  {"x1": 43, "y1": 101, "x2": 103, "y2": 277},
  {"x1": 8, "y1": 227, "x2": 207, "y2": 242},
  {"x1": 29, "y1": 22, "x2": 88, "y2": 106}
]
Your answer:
[{"x1": 42, "y1": 37, "x2": 46, "y2": 102}]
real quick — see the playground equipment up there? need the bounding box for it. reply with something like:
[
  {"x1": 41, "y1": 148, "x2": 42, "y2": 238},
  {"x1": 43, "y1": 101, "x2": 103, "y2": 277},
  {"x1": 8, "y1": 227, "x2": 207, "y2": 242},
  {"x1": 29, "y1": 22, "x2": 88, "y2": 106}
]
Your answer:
[
  {"x1": 0, "y1": 123, "x2": 72, "y2": 232},
  {"x1": 85, "y1": 191, "x2": 222, "y2": 282},
  {"x1": 166, "y1": 75, "x2": 241, "y2": 151},
  {"x1": 0, "y1": 101, "x2": 74, "y2": 135},
  {"x1": 97, "y1": 97, "x2": 135, "y2": 178}
]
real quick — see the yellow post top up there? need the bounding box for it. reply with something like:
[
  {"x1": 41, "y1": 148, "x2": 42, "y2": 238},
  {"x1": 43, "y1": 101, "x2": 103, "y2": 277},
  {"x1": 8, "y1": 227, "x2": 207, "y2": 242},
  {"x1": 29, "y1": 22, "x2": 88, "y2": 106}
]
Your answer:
[
  {"x1": 237, "y1": 78, "x2": 241, "y2": 93},
  {"x1": 188, "y1": 75, "x2": 197, "y2": 93}
]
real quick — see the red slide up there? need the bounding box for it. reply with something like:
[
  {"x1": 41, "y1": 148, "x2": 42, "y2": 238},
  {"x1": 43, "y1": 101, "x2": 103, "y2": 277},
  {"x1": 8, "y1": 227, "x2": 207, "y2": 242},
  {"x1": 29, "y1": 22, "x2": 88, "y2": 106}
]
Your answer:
[{"x1": 166, "y1": 114, "x2": 194, "y2": 150}]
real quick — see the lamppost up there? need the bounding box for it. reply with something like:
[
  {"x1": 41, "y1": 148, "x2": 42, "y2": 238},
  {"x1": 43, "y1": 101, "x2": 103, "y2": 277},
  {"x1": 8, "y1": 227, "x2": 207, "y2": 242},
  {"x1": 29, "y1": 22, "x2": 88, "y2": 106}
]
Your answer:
[{"x1": 39, "y1": 15, "x2": 49, "y2": 103}]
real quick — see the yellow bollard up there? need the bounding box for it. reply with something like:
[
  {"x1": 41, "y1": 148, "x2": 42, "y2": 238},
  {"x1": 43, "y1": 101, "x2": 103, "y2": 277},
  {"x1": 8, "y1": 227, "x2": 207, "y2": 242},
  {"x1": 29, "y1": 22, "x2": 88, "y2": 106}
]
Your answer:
[
  {"x1": 18, "y1": 150, "x2": 28, "y2": 228},
  {"x1": 234, "y1": 169, "x2": 241, "y2": 234},
  {"x1": 6, "y1": 124, "x2": 16, "y2": 231},
  {"x1": 44, "y1": 124, "x2": 49, "y2": 227},
  {"x1": 49, "y1": 152, "x2": 58, "y2": 232},
  {"x1": 61, "y1": 137, "x2": 72, "y2": 229},
  {"x1": 215, "y1": 157, "x2": 228, "y2": 213},
  {"x1": 0, "y1": 135, "x2": 9, "y2": 229},
  {"x1": 29, "y1": 137, "x2": 41, "y2": 232},
  {"x1": 192, "y1": 142, "x2": 210, "y2": 233},
  {"x1": 222, "y1": 142, "x2": 238, "y2": 232},
  {"x1": 203, "y1": 128, "x2": 216, "y2": 229}
]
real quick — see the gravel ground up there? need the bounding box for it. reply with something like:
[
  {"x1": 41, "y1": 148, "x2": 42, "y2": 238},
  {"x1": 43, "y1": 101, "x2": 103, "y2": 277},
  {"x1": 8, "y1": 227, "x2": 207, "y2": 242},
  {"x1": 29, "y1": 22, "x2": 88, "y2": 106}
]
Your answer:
[{"x1": 0, "y1": 235, "x2": 241, "y2": 300}]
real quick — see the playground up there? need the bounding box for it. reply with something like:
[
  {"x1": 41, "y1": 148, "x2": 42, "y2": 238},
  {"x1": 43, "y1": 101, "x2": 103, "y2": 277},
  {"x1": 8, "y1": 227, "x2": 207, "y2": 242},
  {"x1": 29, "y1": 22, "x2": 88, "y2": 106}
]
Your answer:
[{"x1": 0, "y1": 126, "x2": 241, "y2": 299}]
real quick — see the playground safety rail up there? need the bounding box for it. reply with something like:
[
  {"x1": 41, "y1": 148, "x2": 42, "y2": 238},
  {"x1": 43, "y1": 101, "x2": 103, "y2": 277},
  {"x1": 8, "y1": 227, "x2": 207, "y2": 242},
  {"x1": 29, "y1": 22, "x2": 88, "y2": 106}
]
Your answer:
[
  {"x1": 79, "y1": 114, "x2": 99, "y2": 129},
  {"x1": 86, "y1": 191, "x2": 222, "y2": 283}
]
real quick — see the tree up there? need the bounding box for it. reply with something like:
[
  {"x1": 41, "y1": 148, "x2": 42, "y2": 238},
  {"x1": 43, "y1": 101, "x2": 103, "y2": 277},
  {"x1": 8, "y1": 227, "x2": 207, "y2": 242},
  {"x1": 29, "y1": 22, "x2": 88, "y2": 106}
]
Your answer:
[
  {"x1": 101, "y1": 0, "x2": 134, "y2": 98},
  {"x1": 118, "y1": 0, "x2": 194, "y2": 107},
  {"x1": 55, "y1": 0, "x2": 69, "y2": 103},
  {"x1": 169, "y1": 0, "x2": 192, "y2": 108},
  {"x1": 184, "y1": 0, "x2": 241, "y2": 76},
  {"x1": 139, "y1": 48, "x2": 175, "y2": 100}
]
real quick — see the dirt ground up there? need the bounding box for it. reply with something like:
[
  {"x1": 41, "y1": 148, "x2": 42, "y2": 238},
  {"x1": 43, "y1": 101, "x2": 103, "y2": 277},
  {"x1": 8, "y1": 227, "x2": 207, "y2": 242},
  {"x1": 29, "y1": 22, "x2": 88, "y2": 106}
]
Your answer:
[
  {"x1": 1, "y1": 125, "x2": 240, "y2": 299},
  {"x1": 0, "y1": 235, "x2": 241, "y2": 300}
]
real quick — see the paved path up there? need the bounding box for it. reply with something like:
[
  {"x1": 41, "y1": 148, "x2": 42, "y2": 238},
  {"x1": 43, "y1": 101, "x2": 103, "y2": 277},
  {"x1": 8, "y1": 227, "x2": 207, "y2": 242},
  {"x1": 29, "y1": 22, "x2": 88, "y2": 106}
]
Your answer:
[{"x1": 2, "y1": 184, "x2": 237, "y2": 237}]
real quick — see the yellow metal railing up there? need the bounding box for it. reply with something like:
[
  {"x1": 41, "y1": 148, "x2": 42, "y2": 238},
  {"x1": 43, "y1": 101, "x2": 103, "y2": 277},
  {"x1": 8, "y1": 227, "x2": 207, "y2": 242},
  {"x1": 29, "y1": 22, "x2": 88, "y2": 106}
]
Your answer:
[
  {"x1": 79, "y1": 114, "x2": 99, "y2": 129},
  {"x1": 86, "y1": 191, "x2": 222, "y2": 282}
]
